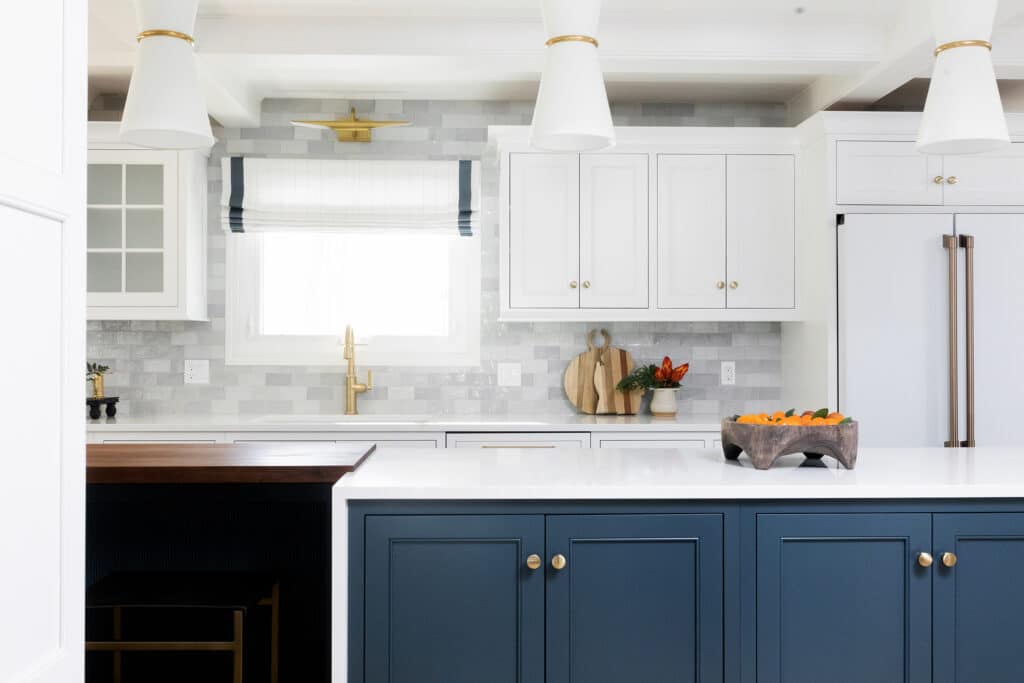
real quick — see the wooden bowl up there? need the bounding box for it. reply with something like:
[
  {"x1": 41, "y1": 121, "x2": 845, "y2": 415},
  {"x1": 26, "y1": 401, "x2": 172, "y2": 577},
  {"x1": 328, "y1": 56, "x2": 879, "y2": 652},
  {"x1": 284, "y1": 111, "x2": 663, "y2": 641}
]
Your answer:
[{"x1": 720, "y1": 418, "x2": 859, "y2": 470}]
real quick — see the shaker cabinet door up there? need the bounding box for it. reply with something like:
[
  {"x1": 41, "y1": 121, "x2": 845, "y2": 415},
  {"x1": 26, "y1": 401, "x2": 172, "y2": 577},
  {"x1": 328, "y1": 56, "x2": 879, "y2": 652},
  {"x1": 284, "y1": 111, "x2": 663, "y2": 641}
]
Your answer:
[
  {"x1": 756, "y1": 513, "x2": 932, "y2": 683},
  {"x1": 545, "y1": 514, "x2": 724, "y2": 683},
  {"x1": 725, "y1": 155, "x2": 794, "y2": 308},
  {"x1": 508, "y1": 153, "x2": 580, "y2": 309},
  {"x1": 656, "y1": 154, "x2": 727, "y2": 309},
  {"x1": 363, "y1": 515, "x2": 545, "y2": 683},
  {"x1": 579, "y1": 154, "x2": 649, "y2": 308},
  {"x1": 933, "y1": 513, "x2": 1024, "y2": 683},
  {"x1": 836, "y1": 140, "x2": 945, "y2": 205}
]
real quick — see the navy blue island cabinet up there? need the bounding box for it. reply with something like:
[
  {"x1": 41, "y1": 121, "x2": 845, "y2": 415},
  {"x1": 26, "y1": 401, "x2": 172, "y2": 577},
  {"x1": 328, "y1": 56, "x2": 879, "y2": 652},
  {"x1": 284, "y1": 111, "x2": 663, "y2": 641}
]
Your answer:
[{"x1": 349, "y1": 502, "x2": 1024, "y2": 683}]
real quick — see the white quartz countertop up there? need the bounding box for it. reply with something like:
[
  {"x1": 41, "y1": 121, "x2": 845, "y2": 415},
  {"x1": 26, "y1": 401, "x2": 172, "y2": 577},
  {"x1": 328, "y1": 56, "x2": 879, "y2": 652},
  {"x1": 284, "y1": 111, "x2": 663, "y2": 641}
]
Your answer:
[
  {"x1": 335, "y1": 447, "x2": 1024, "y2": 500},
  {"x1": 86, "y1": 413, "x2": 723, "y2": 433}
]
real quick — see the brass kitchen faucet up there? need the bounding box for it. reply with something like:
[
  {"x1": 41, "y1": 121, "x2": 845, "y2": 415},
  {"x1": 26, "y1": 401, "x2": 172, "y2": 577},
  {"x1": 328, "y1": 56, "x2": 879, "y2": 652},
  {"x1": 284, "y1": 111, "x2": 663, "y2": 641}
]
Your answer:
[{"x1": 343, "y1": 325, "x2": 373, "y2": 415}]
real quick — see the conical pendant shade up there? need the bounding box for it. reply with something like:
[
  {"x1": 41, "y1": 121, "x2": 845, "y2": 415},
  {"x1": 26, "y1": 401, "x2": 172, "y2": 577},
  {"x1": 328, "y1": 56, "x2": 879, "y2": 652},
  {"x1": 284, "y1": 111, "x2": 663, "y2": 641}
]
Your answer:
[
  {"x1": 917, "y1": 0, "x2": 1008, "y2": 155},
  {"x1": 530, "y1": 0, "x2": 614, "y2": 152},
  {"x1": 120, "y1": 0, "x2": 214, "y2": 149}
]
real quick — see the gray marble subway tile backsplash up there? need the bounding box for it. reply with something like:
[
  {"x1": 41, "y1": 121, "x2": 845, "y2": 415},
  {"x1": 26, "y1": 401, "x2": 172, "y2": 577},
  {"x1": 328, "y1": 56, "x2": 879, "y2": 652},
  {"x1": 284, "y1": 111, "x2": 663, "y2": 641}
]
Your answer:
[{"x1": 87, "y1": 96, "x2": 786, "y2": 418}]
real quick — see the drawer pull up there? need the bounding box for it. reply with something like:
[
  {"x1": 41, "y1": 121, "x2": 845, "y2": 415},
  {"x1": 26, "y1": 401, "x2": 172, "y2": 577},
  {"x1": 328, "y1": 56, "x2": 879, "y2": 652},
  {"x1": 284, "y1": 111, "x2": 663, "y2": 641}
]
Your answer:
[
  {"x1": 933, "y1": 175, "x2": 945, "y2": 185},
  {"x1": 942, "y1": 551, "x2": 958, "y2": 567},
  {"x1": 946, "y1": 176, "x2": 958, "y2": 185},
  {"x1": 917, "y1": 552, "x2": 934, "y2": 568},
  {"x1": 551, "y1": 554, "x2": 567, "y2": 571},
  {"x1": 526, "y1": 554, "x2": 543, "y2": 570}
]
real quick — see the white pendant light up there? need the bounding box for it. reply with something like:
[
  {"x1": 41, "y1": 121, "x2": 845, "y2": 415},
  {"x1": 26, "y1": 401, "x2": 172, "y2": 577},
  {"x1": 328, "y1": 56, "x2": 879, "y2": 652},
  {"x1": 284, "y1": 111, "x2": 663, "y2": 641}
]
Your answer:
[
  {"x1": 530, "y1": 0, "x2": 614, "y2": 152},
  {"x1": 120, "y1": 0, "x2": 215, "y2": 149},
  {"x1": 917, "y1": 0, "x2": 1009, "y2": 155}
]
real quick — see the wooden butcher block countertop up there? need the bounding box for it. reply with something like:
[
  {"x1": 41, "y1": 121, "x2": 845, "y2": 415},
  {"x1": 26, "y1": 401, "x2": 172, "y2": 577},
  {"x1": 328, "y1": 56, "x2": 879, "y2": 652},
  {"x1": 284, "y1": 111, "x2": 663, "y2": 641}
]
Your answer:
[{"x1": 87, "y1": 441, "x2": 376, "y2": 484}]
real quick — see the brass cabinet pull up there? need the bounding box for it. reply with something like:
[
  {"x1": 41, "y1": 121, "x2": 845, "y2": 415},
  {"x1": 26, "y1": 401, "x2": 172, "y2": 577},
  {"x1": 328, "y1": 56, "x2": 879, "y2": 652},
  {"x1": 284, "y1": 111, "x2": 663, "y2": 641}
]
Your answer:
[
  {"x1": 551, "y1": 553, "x2": 567, "y2": 570},
  {"x1": 582, "y1": 280, "x2": 591, "y2": 289},
  {"x1": 526, "y1": 554, "x2": 543, "y2": 570},
  {"x1": 942, "y1": 551, "x2": 958, "y2": 568},
  {"x1": 570, "y1": 281, "x2": 578, "y2": 289},
  {"x1": 917, "y1": 552, "x2": 934, "y2": 568},
  {"x1": 946, "y1": 176, "x2": 959, "y2": 185},
  {"x1": 934, "y1": 175, "x2": 945, "y2": 185},
  {"x1": 715, "y1": 281, "x2": 726, "y2": 290},
  {"x1": 729, "y1": 281, "x2": 739, "y2": 290}
]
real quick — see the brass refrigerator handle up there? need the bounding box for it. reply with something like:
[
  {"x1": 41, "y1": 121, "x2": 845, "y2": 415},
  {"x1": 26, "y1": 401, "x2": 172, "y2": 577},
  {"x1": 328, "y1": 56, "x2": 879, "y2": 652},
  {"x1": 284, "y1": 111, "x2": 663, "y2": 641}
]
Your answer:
[
  {"x1": 943, "y1": 234, "x2": 959, "y2": 448},
  {"x1": 960, "y1": 234, "x2": 975, "y2": 448}
]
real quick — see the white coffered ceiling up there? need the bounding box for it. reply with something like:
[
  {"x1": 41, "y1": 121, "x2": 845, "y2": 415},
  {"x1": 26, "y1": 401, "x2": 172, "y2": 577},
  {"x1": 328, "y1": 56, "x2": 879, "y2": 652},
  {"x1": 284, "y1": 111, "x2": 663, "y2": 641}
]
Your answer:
[{"x1": 88, "y1": 0, "x2": 1024, "y2": 127}]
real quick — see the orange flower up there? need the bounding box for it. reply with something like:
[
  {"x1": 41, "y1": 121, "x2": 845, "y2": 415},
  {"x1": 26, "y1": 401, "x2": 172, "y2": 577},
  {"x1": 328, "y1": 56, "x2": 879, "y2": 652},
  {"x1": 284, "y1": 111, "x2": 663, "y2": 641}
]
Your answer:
[{"x1": 654, "y1": 356, "x2": 689, "y2": 387}]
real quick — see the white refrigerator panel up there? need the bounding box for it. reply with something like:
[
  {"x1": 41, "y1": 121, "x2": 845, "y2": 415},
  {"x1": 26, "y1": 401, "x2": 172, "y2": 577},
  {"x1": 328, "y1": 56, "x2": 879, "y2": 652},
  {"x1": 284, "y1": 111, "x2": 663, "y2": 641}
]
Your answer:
[
  {"x1": 839, "y1": 214, "x2": 954, "y2": 446},
  {"x1": 954, "y1": 215, "x2": 1024, "y2": 447}
]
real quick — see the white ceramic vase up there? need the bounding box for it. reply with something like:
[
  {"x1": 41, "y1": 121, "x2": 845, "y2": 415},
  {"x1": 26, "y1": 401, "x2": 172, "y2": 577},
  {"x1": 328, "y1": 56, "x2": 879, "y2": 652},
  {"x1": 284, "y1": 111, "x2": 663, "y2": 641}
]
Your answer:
[{"x1": 649, "y1": 387, "x2": 679, "y2": 417}]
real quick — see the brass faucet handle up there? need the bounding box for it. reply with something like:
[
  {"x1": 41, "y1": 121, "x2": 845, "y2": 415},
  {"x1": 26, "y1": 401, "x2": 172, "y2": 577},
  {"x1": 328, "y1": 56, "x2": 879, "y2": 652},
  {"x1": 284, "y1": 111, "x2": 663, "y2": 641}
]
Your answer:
[{"x1": 365, "y1": 369, "x2": 373, "y2": 391}]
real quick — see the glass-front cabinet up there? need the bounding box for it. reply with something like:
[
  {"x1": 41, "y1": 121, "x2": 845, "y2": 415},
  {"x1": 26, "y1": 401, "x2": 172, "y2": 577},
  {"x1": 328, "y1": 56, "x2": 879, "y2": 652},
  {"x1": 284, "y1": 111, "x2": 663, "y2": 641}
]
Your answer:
[{"x1": 87, "y1": 123, "x2": 208, "y2": 320}]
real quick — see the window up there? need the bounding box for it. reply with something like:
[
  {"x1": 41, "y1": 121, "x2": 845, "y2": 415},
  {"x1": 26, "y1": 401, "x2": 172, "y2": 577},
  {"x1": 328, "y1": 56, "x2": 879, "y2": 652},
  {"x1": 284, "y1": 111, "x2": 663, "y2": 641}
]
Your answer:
[{"x1": 226, "y1": 231, "x2": 480, "y2": 366}]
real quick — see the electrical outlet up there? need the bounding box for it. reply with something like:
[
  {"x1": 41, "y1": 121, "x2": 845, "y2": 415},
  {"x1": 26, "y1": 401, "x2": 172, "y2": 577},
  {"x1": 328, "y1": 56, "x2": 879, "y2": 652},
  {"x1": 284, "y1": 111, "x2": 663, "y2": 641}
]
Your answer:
[
  {"x1": 184, "y1": 359, "x2": 210, "y2": 385},
  {"x1": 497, "y1": 362, "x2": 522, "y2": 387},
  {"x1": 720, "y1": 361, "x2": 736, "y2": 386}
]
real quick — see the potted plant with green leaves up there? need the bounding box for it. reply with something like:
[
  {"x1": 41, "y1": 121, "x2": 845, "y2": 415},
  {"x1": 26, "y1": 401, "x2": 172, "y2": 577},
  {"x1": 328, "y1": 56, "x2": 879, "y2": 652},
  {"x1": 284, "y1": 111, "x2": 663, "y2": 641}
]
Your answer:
[
  {"x1": 617, "y1": 356, "x2": 690, "y2": 417},
  {"x1": 87, "y1": 362, "x2": 110, "y2": 399}
]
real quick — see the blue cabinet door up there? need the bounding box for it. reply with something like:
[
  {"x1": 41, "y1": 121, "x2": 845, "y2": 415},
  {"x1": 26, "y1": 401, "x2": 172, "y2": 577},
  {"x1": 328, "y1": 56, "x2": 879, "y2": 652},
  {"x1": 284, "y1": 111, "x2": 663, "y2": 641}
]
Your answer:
[
  {"x1": 545, "y1": 514, "x2": 724, "y2": 683},
  {"x1": 756, "y1": 513, "x2": 932, "y2": 683},
  {"x1": 933, "y1": 513, "x2": 1024, "y2": 683},
  {"x1": 363, "y1": 515, "x2": 544, "y2": 683}
]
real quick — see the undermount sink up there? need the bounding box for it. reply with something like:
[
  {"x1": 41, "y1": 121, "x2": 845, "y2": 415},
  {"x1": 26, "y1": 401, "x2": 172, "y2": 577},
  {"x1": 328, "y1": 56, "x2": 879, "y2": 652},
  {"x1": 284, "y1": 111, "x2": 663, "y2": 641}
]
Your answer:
[{"x1": 248, "y1": 414, "x2": 435, "y2": 425}]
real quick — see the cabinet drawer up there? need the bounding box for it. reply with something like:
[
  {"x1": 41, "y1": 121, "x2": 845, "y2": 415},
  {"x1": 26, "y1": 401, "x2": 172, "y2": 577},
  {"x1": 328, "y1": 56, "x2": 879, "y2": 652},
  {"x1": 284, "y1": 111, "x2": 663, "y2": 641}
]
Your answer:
[
  {"x1": 445, "y1": 432, "x2": 591, "y2": 449},
  {"x1": 231, "y1": 432, "x2": 441, "y2": 450},
  {"x1": 595, "y1": 437, "x2": 708, "y2": 449}
]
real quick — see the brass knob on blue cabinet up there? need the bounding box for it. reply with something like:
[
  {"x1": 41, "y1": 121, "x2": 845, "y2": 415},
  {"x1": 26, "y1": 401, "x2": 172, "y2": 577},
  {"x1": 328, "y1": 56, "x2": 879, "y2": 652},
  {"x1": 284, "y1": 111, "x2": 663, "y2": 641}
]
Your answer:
[
  {"x1": 942, "y1": 551, "x2": 958, "y2": 567},
  {"x1": 526, "y1": 554, "x2": 542, "y2": 570},
  {"x1": 551, "y1": 553, "x2": 567, "y2": 571},
  {"x1": 917, "y1": 552, "x2": 934, "y2": 568}
]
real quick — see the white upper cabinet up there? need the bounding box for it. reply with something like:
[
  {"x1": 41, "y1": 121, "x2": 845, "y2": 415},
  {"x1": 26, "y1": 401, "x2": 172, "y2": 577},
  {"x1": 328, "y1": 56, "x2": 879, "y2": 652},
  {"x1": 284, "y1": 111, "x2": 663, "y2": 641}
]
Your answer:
[
  {"x1": 657, "y1": 155, "x2": 727, "y2": 309},
  {"x1": 498, "y1": 128, "x2": 799, "y2": 321},
  {"x1": 509, "y1": 153, "x2": 580, "y2": 309},
  {"x1": 87, "y1": 123, "x2": 208, "y2": 320},
  {"x1": 836, "y1": 141, "x2": 944, "y2": 205},
  {"x1": 943, "y1": 145, "x2": 1024, "y2": 205},
  {"x1": 837, "y1": 140, "x2": 1024, "y2": 206},
  {"x1": 579, "y1": 154, "x2": 648, "y2": 308},
  {"x1": 727, "y1": 155, "x2": 795, "y2": 309}
]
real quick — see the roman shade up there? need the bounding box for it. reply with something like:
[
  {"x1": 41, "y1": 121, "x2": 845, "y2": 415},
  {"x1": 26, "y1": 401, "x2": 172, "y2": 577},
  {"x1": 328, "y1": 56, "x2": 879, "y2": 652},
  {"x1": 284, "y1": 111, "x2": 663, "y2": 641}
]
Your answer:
[{"x1": 220, "y1": 157, "x2": 480, "y2": 236}]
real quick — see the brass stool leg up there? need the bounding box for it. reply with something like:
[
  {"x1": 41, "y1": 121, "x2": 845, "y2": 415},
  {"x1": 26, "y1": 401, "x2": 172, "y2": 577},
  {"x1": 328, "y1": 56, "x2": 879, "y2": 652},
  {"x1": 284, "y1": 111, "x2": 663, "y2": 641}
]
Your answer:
[
  {"x1": 270, "y1": 583, "x2": 280, "y2": 683},
  {"x1": 232, "y1": 610, "x2": 243, "y2": 683},
  {"x1": 113, "y1": 607, "x2": 122, "y2": 683}
]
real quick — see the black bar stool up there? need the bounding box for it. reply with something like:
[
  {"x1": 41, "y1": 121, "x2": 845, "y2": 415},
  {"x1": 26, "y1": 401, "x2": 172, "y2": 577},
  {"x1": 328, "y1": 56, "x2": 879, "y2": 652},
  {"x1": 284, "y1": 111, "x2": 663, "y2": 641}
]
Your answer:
[{"x1": 86, "y1": 571, "x2": 279, "y2": 683}]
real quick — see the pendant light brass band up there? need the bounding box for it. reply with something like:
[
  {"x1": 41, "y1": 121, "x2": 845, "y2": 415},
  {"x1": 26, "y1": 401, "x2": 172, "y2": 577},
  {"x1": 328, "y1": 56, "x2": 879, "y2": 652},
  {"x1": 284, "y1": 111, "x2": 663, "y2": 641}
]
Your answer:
[
  {"x1": 934, "y1": 39, "x2": 992, "y2": 57},
  {"x1": 545, "y1": 34, "x2": 599, "y2": 48},
  {"x1": 136, "y1": 29, "x2": 195, "y2": 46}
]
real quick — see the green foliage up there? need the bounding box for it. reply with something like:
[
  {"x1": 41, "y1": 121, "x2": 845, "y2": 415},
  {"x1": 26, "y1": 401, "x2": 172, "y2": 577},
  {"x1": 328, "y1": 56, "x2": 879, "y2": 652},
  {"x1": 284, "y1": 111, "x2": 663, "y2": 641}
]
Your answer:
[
  {"x1": 812, "y1": 408, "x2": 830, "y2": 419},
  {"x1": 86, "y1": 362, "x2": 110, "y2": 378},
  {"x1": 616, "y1": 364, "x2": 657, "y2": 392}
]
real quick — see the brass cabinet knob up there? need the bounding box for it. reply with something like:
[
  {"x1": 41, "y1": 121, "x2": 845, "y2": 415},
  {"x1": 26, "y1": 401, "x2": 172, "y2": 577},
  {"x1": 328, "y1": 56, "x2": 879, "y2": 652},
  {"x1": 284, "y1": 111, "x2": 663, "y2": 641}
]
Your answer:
[
  {"x1": 934, "y1": 175, "x2": 945, "y2": 185},
  {"x1": 942, "y1": 551, "x2": 958, "y2": 567},
  {"x1": 715, "y1": 281, "x2": 726, "y2": 290},
  {"x1": 917, "y1": 552, "x2": 934, "y2": 568},
  {"x1": 570, "y1": 281, "x2": 578, "y2": 289},
  {"x1": 729, "y1": 281, "x2": 739, "y2": 290},
  {"x1": 582, "y1": 280, "x2": 591, "y2": 289},
  {"x1": 551, "y1": 553, "x2": 567, "y2": 571},
  {"x1": 526, "y1": 554, "x2": 542, "y2": 570},
  {"x1": 946, "y1": 176, "x2": 958, "y2": 185}
]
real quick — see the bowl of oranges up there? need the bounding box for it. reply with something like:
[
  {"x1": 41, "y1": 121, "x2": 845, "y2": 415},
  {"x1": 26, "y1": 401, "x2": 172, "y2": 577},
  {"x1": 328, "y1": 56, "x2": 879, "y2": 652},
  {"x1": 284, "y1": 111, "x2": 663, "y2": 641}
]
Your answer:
[{"x1": 721, "y1": 409, "x2": 858, "y2": 470}]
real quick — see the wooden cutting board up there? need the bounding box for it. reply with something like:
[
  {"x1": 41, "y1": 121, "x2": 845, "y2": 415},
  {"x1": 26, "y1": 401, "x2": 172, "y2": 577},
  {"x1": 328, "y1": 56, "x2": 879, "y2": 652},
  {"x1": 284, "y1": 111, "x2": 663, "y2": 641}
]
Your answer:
[
  {"x1": 564, "y1": 330, "x2": 644, "y2": 415},
  {"x1": 563, "y1": 329, "x2": 608, "y2": 415},
  {"x1": 594, "y1": 345, "x2": 644, "y2": 415}
]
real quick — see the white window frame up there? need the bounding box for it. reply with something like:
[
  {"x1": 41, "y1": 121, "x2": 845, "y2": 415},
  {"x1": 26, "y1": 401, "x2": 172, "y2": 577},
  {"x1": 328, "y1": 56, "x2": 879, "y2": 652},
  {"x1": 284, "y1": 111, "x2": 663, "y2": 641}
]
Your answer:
[{"x1": 225, "y1": 232, "x2": 480, "y2": 367}]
